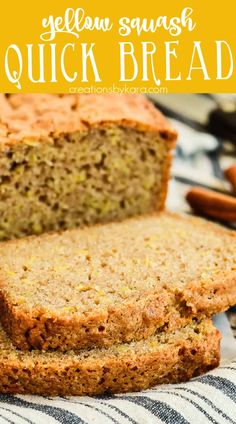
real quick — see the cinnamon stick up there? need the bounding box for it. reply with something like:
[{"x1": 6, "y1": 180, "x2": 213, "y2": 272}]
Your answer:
[
  {"x1": 186, "y1": 187, "x2": 236, "y2": 222},
  {"x1": 224, "y1": 165, "x2": 236, "y2": 195}
]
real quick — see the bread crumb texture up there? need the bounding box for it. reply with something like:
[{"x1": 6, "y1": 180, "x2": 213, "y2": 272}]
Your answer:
[{"x1": 0, "y1": 94, "x2": 176, "y2": 240}]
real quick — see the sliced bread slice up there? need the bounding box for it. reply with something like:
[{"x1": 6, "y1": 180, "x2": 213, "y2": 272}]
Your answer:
[
  {"x1": 0, "y1": 320, "x2": 220, "y2": 396},
  {"x1": 0, "y1": 212, "x2": 235, "y2": 352}
]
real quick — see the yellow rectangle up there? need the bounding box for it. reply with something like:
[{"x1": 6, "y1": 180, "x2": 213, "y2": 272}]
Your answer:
[{"x1": 1, "y1": 0, "x2": 236, "y2": 93}]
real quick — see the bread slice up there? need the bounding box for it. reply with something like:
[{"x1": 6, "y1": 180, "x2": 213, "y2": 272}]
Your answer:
[
  {"x1": 0, "y1": 212, "x2": 235, "y2": 352},
  {"x1": 0, "y1": 94, "x2": 176, "y2": 240},
  {"x1": 0, "y1": 320, "x2": 220, "y2": 396}
]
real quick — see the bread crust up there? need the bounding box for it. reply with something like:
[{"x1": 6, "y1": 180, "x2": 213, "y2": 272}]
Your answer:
[
  {"x1": 0, "y1": 94, "x2": 177, "y2": 147},
  {"x1": 0, "y1": 320, "x2": 220, "y2": 396}
]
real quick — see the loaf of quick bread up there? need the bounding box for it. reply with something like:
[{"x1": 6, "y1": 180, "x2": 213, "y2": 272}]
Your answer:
[{"x1": 0, "y1": 94, "x2": 176, "y2": 240}]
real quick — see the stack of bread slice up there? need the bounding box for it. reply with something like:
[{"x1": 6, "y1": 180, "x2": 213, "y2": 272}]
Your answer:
[
  {"x1": 0, "y1": 213, "x2": 235, "y2": 395},
  {"x1": 0, "y1": 94, "x2": 235, "y2": 396}
]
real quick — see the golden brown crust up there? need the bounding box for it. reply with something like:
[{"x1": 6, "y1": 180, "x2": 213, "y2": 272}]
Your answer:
[
  {"x1": 0, "y1": 321, "x2": 220, "y2": 396},
  {"x1": 0, "y1": 94, "x2": 177, "y2": 147},
  {"x1": 158, "y1": 147, "x2": 175, "y2": 210}
]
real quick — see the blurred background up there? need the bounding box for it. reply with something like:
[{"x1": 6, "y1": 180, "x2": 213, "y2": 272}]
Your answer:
[{"x1": 149, "y1": 93, "x2": 236, "y2": 220}]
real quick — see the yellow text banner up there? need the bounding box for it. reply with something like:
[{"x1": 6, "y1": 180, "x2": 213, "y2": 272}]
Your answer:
[{"x1": 1, "y1": 0, "x2": 236, "y2": 93}]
